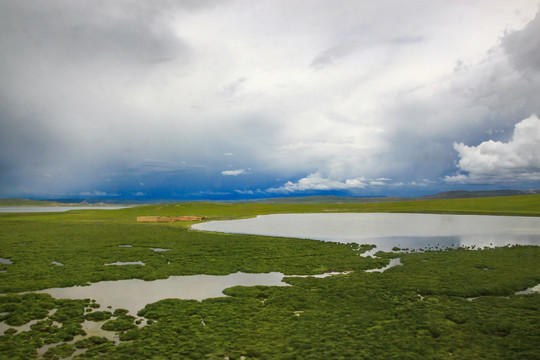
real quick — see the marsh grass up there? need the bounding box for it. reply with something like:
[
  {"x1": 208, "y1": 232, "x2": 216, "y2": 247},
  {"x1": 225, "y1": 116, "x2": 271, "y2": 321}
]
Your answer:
[{"x1": 0, "y1": 195, "x2": 539, "y2": 359}]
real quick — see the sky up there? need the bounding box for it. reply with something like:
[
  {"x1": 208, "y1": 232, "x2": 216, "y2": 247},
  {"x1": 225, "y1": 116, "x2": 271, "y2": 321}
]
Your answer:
[{"x1": 1, "y1": 0, "x2": 540, "y2": 200}]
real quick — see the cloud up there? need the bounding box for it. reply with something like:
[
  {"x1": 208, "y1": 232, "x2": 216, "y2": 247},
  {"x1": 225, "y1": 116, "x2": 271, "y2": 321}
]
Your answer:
[
  {"x1": 310, "y1": 35, "x2": 424, "y2": 69},
  {"x1": 221, "y1": 77, "x2": 247, "y2": 96},
  {"x1": 80, "y1": 190, "x2": 119, "y2": 197},
  {"x1": 266, "y1": 172, "x2": 367, "y2": 193},
  {"x1": 502, "y1": 10, "x2": 540, "y2": 74},
  {"x1": 0, "y1": 1, "x2": 539, "y2": 199},
  {"x1": 196, "y1": 191, "x2": 231, "y2": 196},
  {"x1": 221, "y1": 169, "x2": 246, "y2": 176},
  {"x1": 127, "y1": 160, "x2": 205, "y2": 174},
  {"x1": 445, "y1": 115, "x2": 540, "y2": 183},
  {"x1": 235, "y1": 189, "x2": 254, "y2": 195}
]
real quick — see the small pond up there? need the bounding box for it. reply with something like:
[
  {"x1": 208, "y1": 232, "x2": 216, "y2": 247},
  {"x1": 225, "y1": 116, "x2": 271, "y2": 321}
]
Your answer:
[
  {"x1": 192, "y1": 213, "x2": 540, "y2": 253},
  {"x1": 35, "y1": 272, "x2": 288, "y2": 315}
]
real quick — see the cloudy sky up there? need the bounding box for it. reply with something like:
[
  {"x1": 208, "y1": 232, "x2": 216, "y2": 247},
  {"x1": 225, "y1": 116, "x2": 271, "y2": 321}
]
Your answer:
[{"x1": 1, "y1": 0, "x2": 540, "y2": 200}]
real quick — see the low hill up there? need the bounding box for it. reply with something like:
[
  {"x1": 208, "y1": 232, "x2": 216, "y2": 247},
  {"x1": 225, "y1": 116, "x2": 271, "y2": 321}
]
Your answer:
[
  {"x1": 252, "y1": 195, "x2": 402, "y2": 204},
  {"x1": 249, "y1": 189, "x2": 540, "y2": 204},
  {"x1": 0, "y1": 199, "x2": 65, "y2": 206},
  {"x1": 416, "y1": 189, "x2": 540, "y2": 200}
]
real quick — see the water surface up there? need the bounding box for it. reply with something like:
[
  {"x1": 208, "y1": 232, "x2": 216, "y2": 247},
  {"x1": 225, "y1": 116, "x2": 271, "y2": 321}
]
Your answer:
[
  {"x1": 36, "y1": 272, "x2": 288, "y2": 315},
  {"x1": 192, "y1": 213, "x2": 540, "y2": 252}
]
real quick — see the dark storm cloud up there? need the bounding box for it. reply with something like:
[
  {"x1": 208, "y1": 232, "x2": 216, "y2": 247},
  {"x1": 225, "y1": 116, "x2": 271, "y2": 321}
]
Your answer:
[
  {"x1": 0, "y1": 1, "x2": 539, "y2": 199},
  {"x1": 502, "y1": 10, "x2": 540, "y2": 74},
  {"x1": 0, "y1": 0, "x2": 202, "y2": 197},
  {"x1": 0, "y1": 1, "x2": 189, "y2": 64}
]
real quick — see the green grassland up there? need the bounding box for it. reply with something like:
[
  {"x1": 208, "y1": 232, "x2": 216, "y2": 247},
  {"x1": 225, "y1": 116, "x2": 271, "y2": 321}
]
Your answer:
[
  {"x1": 2, "y1": 194, "x2": 539, "y2": 226},
  {"x1": 0, "y1": 199, "x2": 66, "y2": 207},
  {"x1": 0, "y1": 195, "x2": 539, "y2": 359}
]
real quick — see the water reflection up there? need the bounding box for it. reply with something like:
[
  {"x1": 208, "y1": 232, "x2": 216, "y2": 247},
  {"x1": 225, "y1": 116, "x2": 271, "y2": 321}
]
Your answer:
[
  {"x1": 35, "y1": 272, "x2": 288, "y2": 315},
  {"x1": 365, "y1": 258, "x2": 403, "y2": 272},
  {"x1": 192, "y1": 213, "x2": 540, "y2": 253},
  {"x1": 515, "y1": 284, "x2": 540, "y2": 295}
]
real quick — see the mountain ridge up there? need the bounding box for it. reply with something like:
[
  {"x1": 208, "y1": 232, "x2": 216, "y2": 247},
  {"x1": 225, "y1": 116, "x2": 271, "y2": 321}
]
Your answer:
[
  {"x1": 1, "y1": 189, "x2": 538, "y2": 206},
  {"x1": 247, "y1": 189, "x2": 540, "y2": 204}
]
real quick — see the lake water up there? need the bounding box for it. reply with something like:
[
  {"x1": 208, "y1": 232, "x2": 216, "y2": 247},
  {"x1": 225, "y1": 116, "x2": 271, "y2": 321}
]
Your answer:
[
  {"x1": 192, "y1": 213, "x2": 540, "y2": 253},
  {"x1": 0, "y1": 206, "x2": 132, "y2": 213},
  {"x1": 35, "y1": 272, "x2": 288, "y2": 315}
]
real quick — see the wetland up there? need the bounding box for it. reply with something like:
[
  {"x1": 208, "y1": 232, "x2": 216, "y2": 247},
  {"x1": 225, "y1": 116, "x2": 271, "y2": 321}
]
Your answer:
[{"x1": 0, "y1": 195, "x2": 539, "y2": 359}]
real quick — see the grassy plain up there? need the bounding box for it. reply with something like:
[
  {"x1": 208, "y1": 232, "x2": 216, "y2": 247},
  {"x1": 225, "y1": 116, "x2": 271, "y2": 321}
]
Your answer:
[
  {"x1": 0, "y1": 199, "x2": 65, "y2": 207},
  {"x1": 2, "y1": 194, "x2": 539, "y2": 226},
  {"x1": 0, "y1": 195, "x2": 539, "y2": 359}
]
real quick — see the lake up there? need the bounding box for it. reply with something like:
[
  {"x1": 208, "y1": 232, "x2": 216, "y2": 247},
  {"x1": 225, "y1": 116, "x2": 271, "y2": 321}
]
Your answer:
[
  {"x1": 0, "y1": 206, "x2": 132, "y2": 213},
  {"x1": 34, "y1": 272, "x2": 288, "y2": 315},
  {"x1": 192, "y1": 213, "x2": 540, "y2": 253}
]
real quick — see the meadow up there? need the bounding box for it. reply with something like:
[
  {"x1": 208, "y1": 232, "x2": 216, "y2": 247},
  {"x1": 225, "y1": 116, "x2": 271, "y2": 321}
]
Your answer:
[{"x1": 0, "y1": 195, "x2": 539, "y2": 359}]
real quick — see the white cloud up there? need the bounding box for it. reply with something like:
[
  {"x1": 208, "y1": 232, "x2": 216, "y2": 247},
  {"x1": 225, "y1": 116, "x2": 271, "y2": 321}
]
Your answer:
[
  {"x1": 266, "y1": 172, "x2": 367, "y2": 193},
  {"x1": 1, "y1": 1, "x2": 539, "y2": 198},
  {"x1": 133, "y1": 191, "x2": 146, "y2": 196},
  {"x1": 221, "y1": 169, "x2": 246, "y2": 176},
  {"x1": 197, "y1": 191, "x2": 231, "y2": 196},
  {"x1": 235, "y1": 189, "x2": 254, "y2": 195},
  {"x1": 80, "y1": 190, "x2": 118, "y2": 197},
  {"x1": 445, "y1": 114, "x2": 540, "y2": 183}
]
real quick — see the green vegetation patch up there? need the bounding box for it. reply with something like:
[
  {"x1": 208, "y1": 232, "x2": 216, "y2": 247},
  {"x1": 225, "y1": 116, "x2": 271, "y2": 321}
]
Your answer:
[
  {"x1": 1, "y1": 194, "x2": 539, "y2": 226},
  {"x1": 0, "y1": 221, "x2": 384, "y2": 293},
  {"x1": 69, "y1": 246, "x2": 539, "y2": 359},
  {"x1": 0, "y1": 195, "x2": 539, "y2": 359},
  {"x1": 43, "y1": 343, "x2": 76, "y2": 359},
  {"x1": 2, "y1": 246, "x2": 538, "y2": 359},
  {"x1": 84, "y1": 311, "x2": 112, "y2": 322},
  {"x1": 0, "y1": 199, "x2": 65, "y2": 207}
]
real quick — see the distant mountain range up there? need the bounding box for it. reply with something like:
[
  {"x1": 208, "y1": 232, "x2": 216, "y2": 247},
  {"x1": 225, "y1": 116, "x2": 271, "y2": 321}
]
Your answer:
[
  {"x1": 415, "y1": 189, "x2": 540, "y2": 200},
  {"x1": 249, "y1": 189, "x2": 540, "y2": 204},
  {"x1": 1, "y1": 189, "x2": 538, "y2": 206},
  {"x1": 0, "y1": 199, "x2": 66, "y2": 206}
]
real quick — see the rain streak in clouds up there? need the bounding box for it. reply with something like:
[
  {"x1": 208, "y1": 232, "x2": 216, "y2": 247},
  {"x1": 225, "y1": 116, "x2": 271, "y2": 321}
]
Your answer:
[{"x1": 1, "y1": 0, "x2": 539, "y2": 200}]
